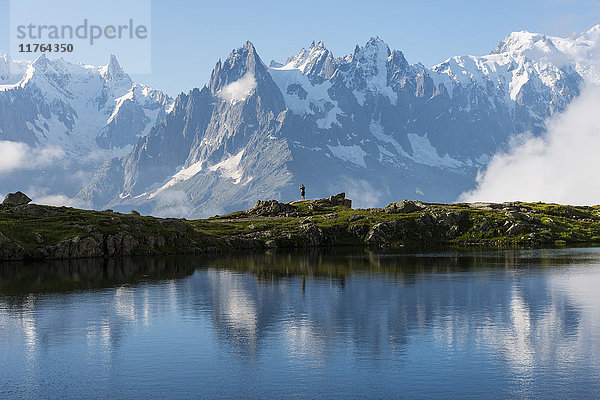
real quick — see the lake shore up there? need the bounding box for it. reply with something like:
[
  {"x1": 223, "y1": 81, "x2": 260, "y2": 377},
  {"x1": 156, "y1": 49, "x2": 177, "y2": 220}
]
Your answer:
[{"x1": 2, "y1": 192, "x2": 600, "y2": 261}]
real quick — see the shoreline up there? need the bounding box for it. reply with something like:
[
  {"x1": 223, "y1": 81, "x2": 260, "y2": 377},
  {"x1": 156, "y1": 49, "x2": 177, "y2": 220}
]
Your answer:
[{"x1": 2, "y1": 192, "x2": 600, "y2": 261}]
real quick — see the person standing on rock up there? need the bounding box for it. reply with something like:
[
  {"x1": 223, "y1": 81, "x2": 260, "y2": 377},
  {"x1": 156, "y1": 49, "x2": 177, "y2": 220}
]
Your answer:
[{"x1": 299, "y1": 184, "x2": 306, "y2": 200}]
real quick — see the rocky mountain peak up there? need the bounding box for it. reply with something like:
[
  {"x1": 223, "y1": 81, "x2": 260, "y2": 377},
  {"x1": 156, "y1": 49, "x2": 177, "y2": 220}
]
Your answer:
[
  {"x1": 15, "y1": 27, "x2": 599, "y2": 219},
  {"x1": 0, "y1": 54, "x2": 22, "y2": 82},
  {"x1": 351, "y1": 37, "x2": 392, "y2": 74},
  {"x1": 31, "y1": 53, "x2": 49, "y2": 69},
  {"x1": 208, "y1": 41, "x2": 268, "y2": 95},
  {"x1": 357, "y1": 37, "x2": 391, "y2": 56},
  {"x1": 280, "y1": 40, "x2": 336, "y2": 78},
  {"x1": 309, "y1": 40, "x2": 326, "y2": 50},
  {"x1": 100, "y1": 54, "x2": 131, "y2": 83}
]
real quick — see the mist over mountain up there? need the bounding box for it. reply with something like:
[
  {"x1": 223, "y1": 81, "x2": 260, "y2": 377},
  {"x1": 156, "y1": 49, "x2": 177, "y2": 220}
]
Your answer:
[{"x1": 2, "y1": 26, "x2": 599, "y2": 216}]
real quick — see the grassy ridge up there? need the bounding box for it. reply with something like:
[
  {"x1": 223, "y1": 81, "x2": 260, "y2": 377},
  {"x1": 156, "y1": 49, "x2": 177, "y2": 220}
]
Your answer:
[{"x1": 1, "y1": 196, "x2": 600, "y2": 260}]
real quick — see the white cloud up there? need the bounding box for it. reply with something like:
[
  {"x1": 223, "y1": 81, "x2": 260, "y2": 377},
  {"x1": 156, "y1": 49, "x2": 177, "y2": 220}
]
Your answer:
[
  {"x1": 37, "y1": 145, "x2": 66, "y2": 165},
  {"x1": 33, "y1": 194, "x2": 91, "y2": 209},
  {"x1": 330, "y1": 177, "x2": 387, "y2": 209},
  {"x1": 459, "y1": 85, "x2": 600, "y2": 205},
  {"x1": 217, "y1": 74, "x2": 257, "y2": 103},
  {"x1": 21, "y1": 185, "x2": 92, "y2": 209},
  {"x1": 0, "y1": 141, "x2": 28, "y2": 172},
  {"x1": 152, "y1": 189, "x2": 194, "y2": 218},
  {"x1": 0, "y1": 140, "x2": 65, "y2": 172}
]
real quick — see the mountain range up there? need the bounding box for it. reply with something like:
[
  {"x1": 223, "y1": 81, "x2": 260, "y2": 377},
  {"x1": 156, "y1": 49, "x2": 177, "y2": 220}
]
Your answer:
[
  {"x1": 1, "y1": 26, "x2": 599, "y2": 217},
  {"x1": 0, "y1": 53, "x2": 172, "y2": 201}
]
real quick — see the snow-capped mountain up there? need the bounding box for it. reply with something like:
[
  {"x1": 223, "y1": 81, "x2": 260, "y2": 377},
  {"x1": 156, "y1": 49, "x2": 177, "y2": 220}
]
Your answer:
[
  {"x1": 78, "y1": 26, "x2": 600, "y2": 217},
  {"x1": 76, "y1": 26, "x2": 600, "y2": 215},
  {"x1": 0, "y1": 54, "x2": 172, "y2": 199}
]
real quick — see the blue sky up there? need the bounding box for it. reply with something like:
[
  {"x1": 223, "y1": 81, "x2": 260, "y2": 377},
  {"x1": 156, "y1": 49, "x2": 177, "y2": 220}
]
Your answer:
[{"x1": 1, "y1": 0, "x2": 599, "y2": 95}]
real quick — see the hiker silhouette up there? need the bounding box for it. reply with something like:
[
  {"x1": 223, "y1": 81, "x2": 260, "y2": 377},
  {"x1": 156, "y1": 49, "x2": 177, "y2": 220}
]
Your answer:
[{"x1": 299, "y1": 184, "x2": 305, "y2": 200}]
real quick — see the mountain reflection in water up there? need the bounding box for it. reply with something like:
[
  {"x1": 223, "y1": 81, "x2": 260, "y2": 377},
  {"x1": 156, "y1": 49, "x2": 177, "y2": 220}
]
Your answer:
[{"x1": 1, "y1": 248, "x2": 599, "y2": 398}]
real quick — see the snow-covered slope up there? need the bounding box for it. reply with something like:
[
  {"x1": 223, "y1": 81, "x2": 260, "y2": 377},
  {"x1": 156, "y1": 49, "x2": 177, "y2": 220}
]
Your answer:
[
  {"x1": 0, "y1": 54, "x2": 173, "y2": 199},
  {"x1": 75, "y1": 25, "x2": 600, "y2": 216}
]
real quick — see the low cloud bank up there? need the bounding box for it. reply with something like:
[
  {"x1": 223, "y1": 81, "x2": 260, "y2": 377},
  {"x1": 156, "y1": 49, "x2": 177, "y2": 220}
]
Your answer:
[
  {"x1": 152, "y1": 189, "x2": 194, "y2": 218},
  {"x1": 460, "y1": 85, "x2": 600, "y2": 205},
  {"x1": 33, "y1": 194, "x2": 92, "y2": 209},
  {"x1": 0, "y1": 141, "x2": 65, "y2": 172}
]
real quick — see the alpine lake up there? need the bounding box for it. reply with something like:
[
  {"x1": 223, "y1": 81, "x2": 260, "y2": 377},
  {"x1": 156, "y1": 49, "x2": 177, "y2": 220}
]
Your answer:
[{"x1": 1, "y1": 247, "x2": 599, "y2": 399}]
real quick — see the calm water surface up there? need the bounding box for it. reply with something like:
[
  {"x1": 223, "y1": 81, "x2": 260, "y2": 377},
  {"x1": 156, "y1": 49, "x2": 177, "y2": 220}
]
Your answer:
[{"x1": 1, "y1": 248, "x2": 600, "y2": 399}]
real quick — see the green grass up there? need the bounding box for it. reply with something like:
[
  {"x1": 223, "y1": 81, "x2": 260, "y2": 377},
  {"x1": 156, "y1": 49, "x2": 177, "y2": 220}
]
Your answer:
[{"x1": 3, "y1": 199, "x2": 600, "y2": 260}]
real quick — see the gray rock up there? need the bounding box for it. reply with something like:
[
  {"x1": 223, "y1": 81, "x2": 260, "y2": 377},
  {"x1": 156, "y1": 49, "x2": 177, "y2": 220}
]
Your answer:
[
  {"x1": 385, "y1": 200, "x2": 426, "y2": 214},
  {"x1": 265, "y1": 239, "x2": 278, "y2": 248},
  {"x1": 300, "y1": 223, "x2": 327, "y2": 247},
  {"x1": 248, "y1": 200, "x2": 296, "y2": 217},
  {"x1": 2, "y1": 191, "x2": 31, "y2": 207},
  {"x1": 34, "y1": 232, "x2": 44, "y2": 244},
  {"x1": 506, "y1": 223, "x2": 526, "y2": 236},
  {"x1": 366, "y1": 221, "x2": 405, "y2": 247}
]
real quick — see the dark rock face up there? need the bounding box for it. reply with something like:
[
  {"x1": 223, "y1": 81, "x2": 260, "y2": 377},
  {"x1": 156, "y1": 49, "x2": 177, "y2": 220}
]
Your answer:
[
  {"x1": 2, "y1": 191, "x2": 32, "y2": 207},
  {"x1": 365, "y1": 209, "x2": 471, "y2": 247},
  {"x1": 298, "y1": 221, "x2": 328, "y2": 247},
  {"x1": 0, "y1": 231, "x2": 25, "y2": 260},
  {"x1": 29, "y1": 224, "x2": 189, "y2": 260},
  {"x1": 366, "y1": 221, "x2": 404, "y2": 246}
]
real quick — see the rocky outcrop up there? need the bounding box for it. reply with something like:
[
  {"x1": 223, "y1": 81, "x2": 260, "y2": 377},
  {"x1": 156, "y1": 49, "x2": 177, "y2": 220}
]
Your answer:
[
  {"x1": 1, "y1": 191, "x2": 31, "y2": 207},
  {"x1": 312, "y1": 193, "x2": 352, "y2": 208},
  {"x1": 30, "y1": 227, "x2": 197, "y2": 260},
  {"x1": 0, "y1": 230, "x2": 25, "y2": 260},
  {"x1": 247, "y1": 200, "x2": 296, "y2": 217},
  {"x1": 246, "y1": 193, "x2": 351, "y2": 217},
  {"x1": 1, "y1": 193, "x2": 599, "y2": 260},
  {"x1": 366, "y1": 221, "x2": 406, "y2": 246},
  {"x1": 385, "y1": 200, "x2": 426, "y2": 213}
]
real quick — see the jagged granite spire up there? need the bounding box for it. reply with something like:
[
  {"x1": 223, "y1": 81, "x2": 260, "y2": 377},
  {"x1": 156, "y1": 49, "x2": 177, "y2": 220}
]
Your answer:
[
  {"x1": 281, "y1": 41, "x2": 336, "y2": 79},
  {"x1": 100, "y1": 54, "x2": 131, "y2": 83},
  {"x1": 209, "y1": 41, "x2": 268, "y2": 93}
]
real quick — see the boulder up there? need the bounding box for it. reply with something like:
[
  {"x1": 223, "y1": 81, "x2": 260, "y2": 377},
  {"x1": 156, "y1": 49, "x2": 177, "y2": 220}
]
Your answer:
[
  {"x1": 2, "y1": 191, "x2": 31, "y2": 207},
  {"x1": 247, "y1": 200, "x2": 296, "y2": 217},
  {"x1": 385, "y1": 200, "x2": 426, "y2": 214},
  {"x1": 327, "y1": 193, "x2": 352, "y2": 208},
  {"x1": 303, "y1": 193, "x2": 352, "y2": 209}
]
